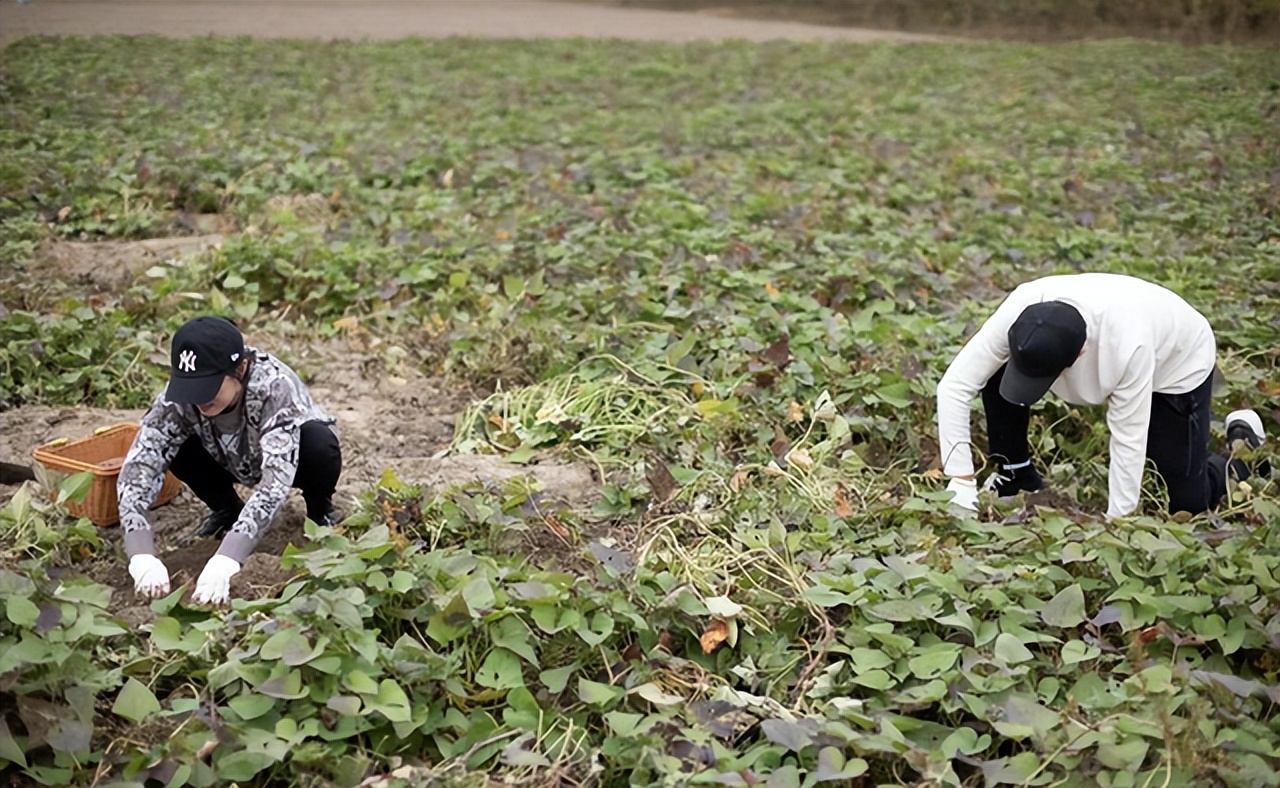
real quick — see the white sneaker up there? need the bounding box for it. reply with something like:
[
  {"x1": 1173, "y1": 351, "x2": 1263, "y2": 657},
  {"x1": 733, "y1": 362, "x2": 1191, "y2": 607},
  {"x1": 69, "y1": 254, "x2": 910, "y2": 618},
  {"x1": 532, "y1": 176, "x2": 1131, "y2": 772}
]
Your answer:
[{"x1": 1225, "y1": 409, "x2": 1265, "y2": 447}]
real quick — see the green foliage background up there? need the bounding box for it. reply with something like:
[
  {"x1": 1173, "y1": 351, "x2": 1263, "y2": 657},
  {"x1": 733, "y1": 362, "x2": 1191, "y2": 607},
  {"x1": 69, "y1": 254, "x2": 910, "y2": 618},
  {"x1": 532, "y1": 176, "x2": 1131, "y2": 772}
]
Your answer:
[{"x1": 0, "y1": 36, "x2": 1277, "y2": 788}]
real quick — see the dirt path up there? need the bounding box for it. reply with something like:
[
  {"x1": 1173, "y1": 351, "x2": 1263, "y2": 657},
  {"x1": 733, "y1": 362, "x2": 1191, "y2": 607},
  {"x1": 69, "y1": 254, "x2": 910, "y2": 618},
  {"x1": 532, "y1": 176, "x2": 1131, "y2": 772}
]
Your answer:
[{"x1": 0, "y1": 0, "x2": 945, "y2": 47}]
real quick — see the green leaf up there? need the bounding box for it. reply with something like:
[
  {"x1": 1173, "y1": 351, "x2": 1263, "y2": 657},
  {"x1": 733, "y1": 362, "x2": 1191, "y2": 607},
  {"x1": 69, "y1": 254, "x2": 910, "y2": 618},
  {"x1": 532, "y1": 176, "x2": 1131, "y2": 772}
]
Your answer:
[
  {"x1": 152, "y1": 616, "x2": 204, "y2": 653},
  {"x1": 257, "y1": 670, "x2": 307, "y2": 699},
  {"x1": 0, "y1": 636, "x2": 50, "y2": 674},
  {"x1": 867, "y1": 598, "x2": 933, "y2": 622},
  {"x1": 803, "y1": 585, "x2": 858, "y2": 607},
  {"x1": 874, "y1": 381, "x2": 911, "y2": 408},
  {"x1": 573, "y1": 610, "x2": 614, "y2": 646},
  {"x1": 1041, "y1": 584, "x2": 1086, "y2": 628},
  {"x1": 112, "y1": 678, "x2": 161, "y2": 723},
  {"x1": 332, "y1": 754, "x2": 370, "y2": 787},
  {"x1": 5, "y1": 596, "x2": 39, "y2": 627},
  {"x1": 1069, "y1": 672, "x2": 1118, "y2": 712},
  {"x1": 604, "y1": 711, "x2": 645, "y2": 736},
  {"x1": 259, "y1": 628, "x2": 303, "y2": 661},
  {"x1": 896, "y1": 678, "x2": 947, "y2": 704},
  {"x1": 490, "y1": 617, "x2": 539, "y2": 666},
  {"x1": 704, "y1": 596, "x2": 743, "y2": 617},
  {"x1": 343, "y1": 669, "x2": 380, "y2": 695},
  {"x1": 849, "y1": 648, "x2": 893, "y2": 673},
  {"x1": 509, "y1": 581, "x2": 559, "y2": 602},
  {"x1": 760, "y1": 719, "x2": 813, "y2": 752},
  {"x1": 1061, "y1": 639, "x2": 1100, "y2": 665},
  {"x1": 216, "y1": 751, "x2": 277, "y2": 781},
  {"x1": 1193, "y1": 614, "x2": 1226, "y2": 640},
  {"x1": 850, "y1": 669, "x2": 895, "y2": 690},
  {"x1": 941, "y1": 727, "x2": 990, "y2": 759},
  {"x1": 282, "y1": 634, "x2": 323, "y2": 667},
  {"x1": 1126, "y1": 664, "x2": 1174, "y2": 694},
  {"x1": 57, "y1": 471, "x2": 94, "y2": 504},
  {"x1": 427, "y1": 592, "x2": 474, "y2": 644},
  {"x1": 23, "y1": 766, "x2": 73, "y2": 785},
  {"x1": 226, "y1": 693, "x2": 276, "y2": 721},
  {"x1": 0, "y1": 717, "x2": 28, "y2": 767},
  {"x1": 815, "y1": 746, "x2": 868, "y2": 781},
  {"x1": 994, "y1": 633, "x2": 1034, "y2": 665},
  {"x1": 1220, "y1": 615, "x2": 1247, "y2": 655},
  {"x1": 631, "y1": 682, "x2": 683, "y2": 706},
  {"x1": 390, "y1": 571, "x2": 415, "y2": 594},
  {"x1": 764, "y1": 764, "x2": 801, "y2": 788},
  {"x1": 376, "y1": 466, "x2": 404, "y2": 492},
  {"x1": 578, "y1": 678, "x2": 624, "y2": 706},
  {"x1": 309, "y1": 655, "x2": 342, "y2": 675},
  {"x1": 907, "y1": 643, "x2": 961, "y2": 679},
  {"x1": 367, "y1": 679, "x2": 412, "y2": 723},
  {"x1": 475, "y1": 648, "x2": 525, "y2": 690},
  {"x1": 981, "y1": 752, "x2": 1042, "y2": 785},
  {"x1": 0, "y1": 569, "x2": 36, "y2": 598},
  {"x1": 1097, "y1": 738, "x2": 1150, "y2": 771},
  {"x1": 540, "y1": 663, "x2": 577, "y2": 694},
  {"x1": 999, "y1": 693, "x2": 1061, "y2": 739},
  {"x1": 325, "y1": 695, "x2": 362, "y2": 716}
]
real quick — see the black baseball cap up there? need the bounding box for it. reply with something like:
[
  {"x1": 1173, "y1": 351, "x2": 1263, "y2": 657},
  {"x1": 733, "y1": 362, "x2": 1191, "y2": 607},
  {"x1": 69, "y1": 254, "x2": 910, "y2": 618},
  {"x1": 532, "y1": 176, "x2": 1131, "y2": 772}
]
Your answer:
[
  {"x1": 166, "y1": 316, "x2": 246, "y2": 405},
  {"x1": 1000, "y1": 301, "x2": 1087, "y2": 406}
]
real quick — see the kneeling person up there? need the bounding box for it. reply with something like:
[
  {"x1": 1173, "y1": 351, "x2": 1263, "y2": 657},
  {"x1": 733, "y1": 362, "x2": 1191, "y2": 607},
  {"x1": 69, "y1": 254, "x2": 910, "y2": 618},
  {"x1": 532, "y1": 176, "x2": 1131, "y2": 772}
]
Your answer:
[
  {"x1": 936, "y1": 273, "x2": 1266, "y2": 519},
  {"x1": 120, "y1": 316, "x2": 341, "y2": 604}
]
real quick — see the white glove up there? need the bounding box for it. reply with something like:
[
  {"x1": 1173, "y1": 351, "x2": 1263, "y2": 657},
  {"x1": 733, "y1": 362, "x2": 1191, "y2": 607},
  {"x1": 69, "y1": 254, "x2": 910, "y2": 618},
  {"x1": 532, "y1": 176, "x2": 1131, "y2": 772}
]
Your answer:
[
  {"x1": 129, "y1": 554, "x2": 171, "y2": 598},
  {"x1": 193, "y1": 554, "x2": 242, "y2": 606},
  {"x1": 946, "y1": 477, "x2": 979, "y2": 511}
]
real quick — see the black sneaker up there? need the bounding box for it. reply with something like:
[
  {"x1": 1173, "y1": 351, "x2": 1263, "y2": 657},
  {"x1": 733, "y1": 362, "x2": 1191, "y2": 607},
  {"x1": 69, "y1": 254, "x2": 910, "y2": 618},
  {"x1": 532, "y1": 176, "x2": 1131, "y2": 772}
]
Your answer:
[
  {"x1": 1224, "y1": 409, "x2": 1270, "y2": 480},
  {"x1": 985, "y1": 460, "x2": 1044, "y2": 498},
  {"x1": 305, "y1": 499, "x2": 344, "y2": 526},
  {"x1": 195, "y1": 503, "x2": 244, "y2": 539}
]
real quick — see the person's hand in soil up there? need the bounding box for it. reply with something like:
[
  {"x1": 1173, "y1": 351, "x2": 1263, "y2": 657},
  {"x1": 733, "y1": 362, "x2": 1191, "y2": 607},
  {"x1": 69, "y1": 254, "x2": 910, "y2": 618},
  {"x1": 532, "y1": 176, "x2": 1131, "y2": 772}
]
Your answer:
[
  {"x1": 129, "y1": 554, "x2": 171, "y2": 598},
  {"x1": 193, "y1": 554, "x2": 241, "y2": 605}
]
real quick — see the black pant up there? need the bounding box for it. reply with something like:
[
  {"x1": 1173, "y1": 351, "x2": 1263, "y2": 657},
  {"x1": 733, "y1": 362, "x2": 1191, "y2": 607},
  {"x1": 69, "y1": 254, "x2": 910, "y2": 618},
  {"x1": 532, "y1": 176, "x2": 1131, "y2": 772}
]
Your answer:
[
  {"x1": 982, "y1": 364, "x2": 1227, "y2": 515},
  {"x1": 169, "y1": 421, "x2": 342, "y2": 521}
]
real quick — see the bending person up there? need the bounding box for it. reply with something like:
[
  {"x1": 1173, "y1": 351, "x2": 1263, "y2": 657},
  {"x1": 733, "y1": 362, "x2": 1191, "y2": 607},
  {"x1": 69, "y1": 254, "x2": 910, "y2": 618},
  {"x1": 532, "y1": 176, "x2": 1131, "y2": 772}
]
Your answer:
[
  {"x1": 936, "y1": 273, "x2": 1266, "y2": 518},
  {"x1": 119, "y1": 316, "x2": 341, "y2": 604}
]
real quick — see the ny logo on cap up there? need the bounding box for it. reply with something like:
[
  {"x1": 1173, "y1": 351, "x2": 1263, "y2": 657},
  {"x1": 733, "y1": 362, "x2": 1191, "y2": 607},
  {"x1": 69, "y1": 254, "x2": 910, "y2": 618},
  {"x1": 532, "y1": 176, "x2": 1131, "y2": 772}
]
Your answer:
[{"x1": 178, "y1": 350, "x2": 197, "y2": 373}]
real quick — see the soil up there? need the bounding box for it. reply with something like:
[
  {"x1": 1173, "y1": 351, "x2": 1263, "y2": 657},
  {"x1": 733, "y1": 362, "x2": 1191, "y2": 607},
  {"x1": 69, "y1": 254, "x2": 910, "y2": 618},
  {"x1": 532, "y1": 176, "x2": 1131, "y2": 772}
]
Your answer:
[
  {"x1": 0, "y1": 235, "x2": 605, "y2": 613},
  {"x1": 28, "y1": 234, "x2": 228, "y2": 296},
  {"x1": 0, "y1": 0, "x2": 945, "y2": 48}
]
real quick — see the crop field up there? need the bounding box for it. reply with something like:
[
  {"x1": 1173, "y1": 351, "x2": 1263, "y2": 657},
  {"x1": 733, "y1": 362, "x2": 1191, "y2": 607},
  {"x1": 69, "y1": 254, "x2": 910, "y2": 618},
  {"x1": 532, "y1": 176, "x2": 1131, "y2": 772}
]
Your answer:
[{"x1": 1, "y1": 34, "x2": 1278, "y2": 788}]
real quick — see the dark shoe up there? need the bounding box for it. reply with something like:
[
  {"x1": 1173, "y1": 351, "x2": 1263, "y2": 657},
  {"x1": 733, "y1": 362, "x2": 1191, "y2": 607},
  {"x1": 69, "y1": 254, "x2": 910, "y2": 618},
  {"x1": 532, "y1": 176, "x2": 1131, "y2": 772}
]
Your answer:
[
  {"x1": 306, "y1": 498, "x2": 344, "y2": 526},
  {"x1": 195, "y1": 504, "x2": 244, "y2": 539},
  {"x1": 985, "y1": 459, "x2": 1043, "y2": 498},
  {"x1": 1224, "y1": 409, "x2": 1270, "y2": 480}
]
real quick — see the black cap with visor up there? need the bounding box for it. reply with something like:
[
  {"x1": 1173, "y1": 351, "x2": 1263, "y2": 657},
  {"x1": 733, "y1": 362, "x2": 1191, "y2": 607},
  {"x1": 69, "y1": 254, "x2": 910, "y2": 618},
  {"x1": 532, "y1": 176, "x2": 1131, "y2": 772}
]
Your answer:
[
  {"x1": 166, "y1": 316, "x2": 246, "y2": 405},
  {"x1": 999, "y1": 301, "x2": 1087, "y2": 406}
]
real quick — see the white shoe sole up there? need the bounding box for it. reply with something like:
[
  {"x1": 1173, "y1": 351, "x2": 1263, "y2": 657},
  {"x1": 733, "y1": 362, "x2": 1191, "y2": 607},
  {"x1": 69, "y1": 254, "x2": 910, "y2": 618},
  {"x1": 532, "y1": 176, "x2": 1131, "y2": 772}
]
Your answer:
[{"x1": 1225, "y1": 409, "x2": 1265, "y2": 444}]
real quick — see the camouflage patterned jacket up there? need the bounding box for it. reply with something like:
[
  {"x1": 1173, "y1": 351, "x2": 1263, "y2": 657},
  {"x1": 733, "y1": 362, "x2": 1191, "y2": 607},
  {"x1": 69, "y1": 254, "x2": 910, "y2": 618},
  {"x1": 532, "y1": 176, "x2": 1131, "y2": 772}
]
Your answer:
[{"x1": 117, "y1": 347, "x2": 334, "y2": 563}]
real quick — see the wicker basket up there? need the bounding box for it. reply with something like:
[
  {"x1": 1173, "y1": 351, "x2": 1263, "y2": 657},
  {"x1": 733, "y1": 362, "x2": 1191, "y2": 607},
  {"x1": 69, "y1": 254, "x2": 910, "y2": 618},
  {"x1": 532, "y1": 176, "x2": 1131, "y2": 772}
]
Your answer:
[{"x1": 31, "y1": 424, "x2": 183, "y2": 526}]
